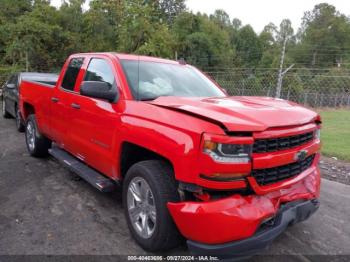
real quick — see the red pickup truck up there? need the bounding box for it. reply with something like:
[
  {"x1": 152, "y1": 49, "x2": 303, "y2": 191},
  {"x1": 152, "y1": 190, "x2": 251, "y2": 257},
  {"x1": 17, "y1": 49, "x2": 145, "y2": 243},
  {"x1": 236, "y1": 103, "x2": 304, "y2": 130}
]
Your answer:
[{"x1": 19, "y1": 53, "x2": 321, "y2": 258}]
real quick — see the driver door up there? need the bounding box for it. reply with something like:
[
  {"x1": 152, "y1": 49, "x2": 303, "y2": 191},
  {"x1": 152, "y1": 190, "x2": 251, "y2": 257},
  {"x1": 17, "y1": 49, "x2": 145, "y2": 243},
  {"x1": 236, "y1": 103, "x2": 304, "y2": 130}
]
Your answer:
[{"x1": 68, "y1": 57, "x2": 121, "y2": 178}]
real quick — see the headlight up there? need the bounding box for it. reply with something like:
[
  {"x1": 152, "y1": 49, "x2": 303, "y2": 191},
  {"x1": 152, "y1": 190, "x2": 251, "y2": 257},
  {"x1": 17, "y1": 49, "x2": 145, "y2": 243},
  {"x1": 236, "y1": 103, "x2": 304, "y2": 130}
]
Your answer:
[
  {"x1": 203, "y1": 140, "x2": 252, "y2": 163},
  {"x1": 315, "y1": 129, "x2": 321, "y2": 140}
]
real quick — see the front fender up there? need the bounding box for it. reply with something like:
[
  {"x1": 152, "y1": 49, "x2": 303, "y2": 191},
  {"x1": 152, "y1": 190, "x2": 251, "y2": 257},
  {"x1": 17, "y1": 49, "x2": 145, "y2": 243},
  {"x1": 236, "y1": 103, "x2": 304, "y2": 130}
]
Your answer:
[{"x1": 119, "y1": 115, "x2": 201, "y2": 183}]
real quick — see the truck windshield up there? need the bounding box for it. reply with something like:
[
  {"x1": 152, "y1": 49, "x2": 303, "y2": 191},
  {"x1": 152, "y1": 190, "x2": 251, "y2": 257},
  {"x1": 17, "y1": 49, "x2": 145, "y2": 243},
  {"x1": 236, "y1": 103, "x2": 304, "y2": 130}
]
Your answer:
[{"x1": 120, "y1": 60, "x2": 226, "y2": 101}]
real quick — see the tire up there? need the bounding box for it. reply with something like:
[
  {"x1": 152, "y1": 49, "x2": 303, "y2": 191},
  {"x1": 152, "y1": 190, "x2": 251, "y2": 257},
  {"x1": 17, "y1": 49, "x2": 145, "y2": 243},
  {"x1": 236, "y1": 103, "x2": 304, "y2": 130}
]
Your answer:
[
  {"x1": 123, "y1": 160, "x2": 182, "y2": 252},
  {"x1": 15, "y1": 105, "x2": 25, "y2": 132},
  {"x1": 2, "y1": 99, "x2": 11, "y2": 118},
  {"x1": 25, "y1": 114, "x2": 51, "y2": 157}
]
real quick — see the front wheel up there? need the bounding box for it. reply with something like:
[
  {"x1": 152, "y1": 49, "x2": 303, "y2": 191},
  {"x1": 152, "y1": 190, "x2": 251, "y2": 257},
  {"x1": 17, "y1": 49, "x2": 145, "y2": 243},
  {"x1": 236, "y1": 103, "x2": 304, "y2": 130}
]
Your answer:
[
  {"x1": 123, "y1": 160, "x2": 182, "y2": 252},
  {"x1": 25, "y1": 114, "x2": 51, "y2": 157}
]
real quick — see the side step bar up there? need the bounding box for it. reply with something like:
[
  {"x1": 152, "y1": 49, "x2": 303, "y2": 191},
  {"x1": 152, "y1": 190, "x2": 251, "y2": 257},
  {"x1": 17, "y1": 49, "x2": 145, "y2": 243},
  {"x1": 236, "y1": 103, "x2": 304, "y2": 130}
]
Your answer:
[{"x1": 49, "y1": 145, "x2": 117, "y2": 192}]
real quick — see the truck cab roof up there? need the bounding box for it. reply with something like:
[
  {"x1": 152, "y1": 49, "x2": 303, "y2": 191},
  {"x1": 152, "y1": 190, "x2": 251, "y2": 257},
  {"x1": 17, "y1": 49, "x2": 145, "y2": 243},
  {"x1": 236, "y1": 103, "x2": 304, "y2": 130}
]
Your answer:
[{"x1": 71, "y1": 52, "x2": 181, "y2": 65}]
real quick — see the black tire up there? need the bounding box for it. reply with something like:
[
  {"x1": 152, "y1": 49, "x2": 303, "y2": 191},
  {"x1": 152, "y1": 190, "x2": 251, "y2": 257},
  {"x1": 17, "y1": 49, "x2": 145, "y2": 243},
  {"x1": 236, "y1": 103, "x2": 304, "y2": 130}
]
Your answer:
[
  {"x1": 25, "y1": 114, "x2": 51, "y2": 157},
  {"x1": 15, "y1": 105, "x2": 25, "y2": 132},
  {"x1": 2, "y1": 99, "x2": 11, "y2": 118},
  {"x1": 123, "y1": 160, "x2": 182, "y2": 252}
]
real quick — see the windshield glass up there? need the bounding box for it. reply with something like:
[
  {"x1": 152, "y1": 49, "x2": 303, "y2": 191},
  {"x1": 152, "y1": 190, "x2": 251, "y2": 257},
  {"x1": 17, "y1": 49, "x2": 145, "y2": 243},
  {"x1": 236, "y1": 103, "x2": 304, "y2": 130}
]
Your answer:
[{"x1": 120, "y1": 60, "x2": 226, "y2": 100}]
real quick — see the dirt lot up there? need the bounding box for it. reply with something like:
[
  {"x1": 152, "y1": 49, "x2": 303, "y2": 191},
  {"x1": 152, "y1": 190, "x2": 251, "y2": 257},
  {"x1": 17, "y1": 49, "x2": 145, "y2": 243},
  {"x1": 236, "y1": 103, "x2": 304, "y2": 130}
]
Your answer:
[
  {"x1": 1, "y1": 108, "x2": 350, "y2": 261},
  {"x1": 320, "y1": 156, "x2": 350, "y2": 185}
]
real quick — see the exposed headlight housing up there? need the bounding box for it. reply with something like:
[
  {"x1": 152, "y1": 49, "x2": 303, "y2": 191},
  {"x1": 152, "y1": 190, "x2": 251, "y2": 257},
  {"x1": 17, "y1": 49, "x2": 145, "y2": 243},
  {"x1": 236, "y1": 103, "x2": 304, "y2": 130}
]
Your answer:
[{"x1": 203, "y1": 140, "x2": 252, "y2": 163}]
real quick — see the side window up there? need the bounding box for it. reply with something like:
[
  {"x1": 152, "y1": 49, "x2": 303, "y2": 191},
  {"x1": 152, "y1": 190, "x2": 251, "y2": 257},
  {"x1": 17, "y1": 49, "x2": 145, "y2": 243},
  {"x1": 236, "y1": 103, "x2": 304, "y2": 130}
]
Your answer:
[
  {"x1": 61, "y1": 58, "x2": 84, "y2": 91},
  {"x1": 84, "y1": 59, "x2": 116, "y2": 90}
]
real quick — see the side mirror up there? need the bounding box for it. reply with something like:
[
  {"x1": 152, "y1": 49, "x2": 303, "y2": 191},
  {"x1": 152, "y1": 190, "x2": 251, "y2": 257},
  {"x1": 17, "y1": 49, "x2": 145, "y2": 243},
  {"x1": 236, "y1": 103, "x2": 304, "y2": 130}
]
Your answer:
[
  {"x1": 6, "y1": 83, "x2": 15, "y2": 89},
  {"x1": 80, "y1": 81, "x2": 118, "y2": 103}
]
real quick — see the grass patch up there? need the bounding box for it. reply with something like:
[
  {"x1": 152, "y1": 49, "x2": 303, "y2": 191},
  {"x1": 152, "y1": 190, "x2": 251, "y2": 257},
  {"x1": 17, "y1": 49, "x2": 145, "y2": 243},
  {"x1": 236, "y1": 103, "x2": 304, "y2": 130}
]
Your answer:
[{"x1": 320, "y1": 109, "x2": 350, "y2": 161}]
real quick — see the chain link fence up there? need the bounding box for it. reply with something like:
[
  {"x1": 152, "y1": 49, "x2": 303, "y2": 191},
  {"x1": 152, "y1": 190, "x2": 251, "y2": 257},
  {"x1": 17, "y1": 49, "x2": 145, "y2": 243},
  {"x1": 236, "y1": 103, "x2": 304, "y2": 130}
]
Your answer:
[
  {"x1": 206, "y1": 69, "x2": 350, "y2": 108},
  {"x1": 1, "y1": 66, "x2": 350, "y2": 108}
]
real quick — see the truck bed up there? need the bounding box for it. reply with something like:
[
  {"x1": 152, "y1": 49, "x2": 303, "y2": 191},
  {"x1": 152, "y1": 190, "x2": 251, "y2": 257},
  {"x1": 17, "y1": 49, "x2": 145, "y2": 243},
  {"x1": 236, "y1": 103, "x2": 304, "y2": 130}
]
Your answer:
[
  {"x1": 20, "y1": 74, "x2": 57, "y2": 136},
  {"x1": 20, "y1": 72, "x2": 58, "y2": 87}
]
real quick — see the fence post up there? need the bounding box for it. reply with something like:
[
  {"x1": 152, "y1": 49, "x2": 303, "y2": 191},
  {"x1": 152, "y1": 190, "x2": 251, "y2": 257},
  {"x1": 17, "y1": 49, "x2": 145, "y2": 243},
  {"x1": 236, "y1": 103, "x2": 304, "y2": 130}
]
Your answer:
[
  {"x1": 304, "y1": 92, "x2": 308, "y2": 106},
  {"x1": 314, "y1": 92, "x2": 318, "y2": 108},
  {"x1": 334, "y1": 94, "x2": 338, "y2": 107}
]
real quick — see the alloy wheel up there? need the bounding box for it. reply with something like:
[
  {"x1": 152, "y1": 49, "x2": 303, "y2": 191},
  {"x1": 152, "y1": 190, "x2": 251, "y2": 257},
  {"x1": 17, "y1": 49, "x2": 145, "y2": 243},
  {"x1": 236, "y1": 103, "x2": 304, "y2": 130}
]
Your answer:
[
  {"x1": 26, "y1": 121, "x2": 35, "y2": 151},
  {"x1": 127, "y1": 177, "x2": 157, "y2": 239}
]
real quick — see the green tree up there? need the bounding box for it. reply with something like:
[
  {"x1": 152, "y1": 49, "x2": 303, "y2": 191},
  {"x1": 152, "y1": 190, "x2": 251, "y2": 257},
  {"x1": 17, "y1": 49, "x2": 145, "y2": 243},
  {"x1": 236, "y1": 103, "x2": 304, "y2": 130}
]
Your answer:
[
  {"x1": 157, "y1": 0, "x2": 186, "y2": 25},
  {"x1": 295, "y1": 3, "x2": 350, "y2": 67},
  {"x1": 210, "y1": 9, "x2": 231, "y2": 29},
  {"x1": 58, "y1": 0, "x2": 85, "y2": 55},
  {"x1": 0, "y1": 0, "x2": 32, "y2": 23},
  {"x1": 235, "y1": 25, "x2": 262, "y2": 67},
  {"x1": 117, "y1": 0, "x2": 174, "y2": 57},
  {"x1": 3, "y1": 0, "x2": 70, "y2": 71},
  {"x1": 277, "y1": 19, "x2": 294, "y2": 42},
  {"x1": 173, "y1": 12, "x2": 234, "y2": 68},
  {"x1": 82, "y1": 0, "x2": 123, "y2": 52}
]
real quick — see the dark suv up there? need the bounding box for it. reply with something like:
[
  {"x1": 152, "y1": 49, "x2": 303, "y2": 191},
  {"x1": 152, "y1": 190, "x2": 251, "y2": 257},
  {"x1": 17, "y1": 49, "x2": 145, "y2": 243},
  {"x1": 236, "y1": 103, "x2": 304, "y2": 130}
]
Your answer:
[{"x1": 2, "y1": 72, "x2": 58, "y2": 131}]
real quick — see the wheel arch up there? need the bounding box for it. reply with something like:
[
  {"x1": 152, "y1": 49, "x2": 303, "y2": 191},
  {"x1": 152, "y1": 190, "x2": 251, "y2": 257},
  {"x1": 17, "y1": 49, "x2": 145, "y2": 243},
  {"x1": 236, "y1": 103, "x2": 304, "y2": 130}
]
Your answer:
[
  {"x1": 22, "y1": 102, "x2": 35, "y2": 121},
  {"x1": 120, "y1": 141, "x2": 175, "y2": 179}
]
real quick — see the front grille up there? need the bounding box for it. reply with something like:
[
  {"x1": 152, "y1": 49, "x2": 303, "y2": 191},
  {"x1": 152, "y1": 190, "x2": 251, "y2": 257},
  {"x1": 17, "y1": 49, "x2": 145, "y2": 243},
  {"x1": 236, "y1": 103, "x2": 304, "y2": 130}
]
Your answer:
[
  {"x1": 253, "y1": 132, "x2": 314, "y2": 153},
  {"x1": 251, "y1": 154, "x2": 315, "y2": 186}
]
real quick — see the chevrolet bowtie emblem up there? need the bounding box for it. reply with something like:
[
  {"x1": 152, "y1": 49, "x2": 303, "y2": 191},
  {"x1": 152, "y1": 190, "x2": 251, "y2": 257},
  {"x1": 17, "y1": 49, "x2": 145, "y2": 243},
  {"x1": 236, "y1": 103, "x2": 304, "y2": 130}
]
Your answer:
[{"x1": 295, "y1": 150, "x2": 308, "y2": 161}]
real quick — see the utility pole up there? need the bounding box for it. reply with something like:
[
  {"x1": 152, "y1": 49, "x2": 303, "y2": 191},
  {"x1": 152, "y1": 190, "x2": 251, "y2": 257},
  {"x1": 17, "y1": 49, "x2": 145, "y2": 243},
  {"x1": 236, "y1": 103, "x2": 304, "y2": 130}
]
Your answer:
[{"x1": 276, "y1": 37, "x2": 288, "y2": 98}]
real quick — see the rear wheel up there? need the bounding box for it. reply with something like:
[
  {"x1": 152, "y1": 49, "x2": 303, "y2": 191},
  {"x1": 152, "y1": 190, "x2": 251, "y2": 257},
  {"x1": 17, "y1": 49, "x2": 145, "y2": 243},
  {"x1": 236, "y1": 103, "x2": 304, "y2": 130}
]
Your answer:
[
  {"x1": 2, "y1": 99, "x2": 11, "y2": 118},
  {"x1": 25, "y1": 114, "x2": 51, "y2": 157},
  {"x1": 15, "y1": 106, "x2": 25, "y2": 132},
  {"x1": 123, "y1": 160, "x2": 181, "y2": 251}
]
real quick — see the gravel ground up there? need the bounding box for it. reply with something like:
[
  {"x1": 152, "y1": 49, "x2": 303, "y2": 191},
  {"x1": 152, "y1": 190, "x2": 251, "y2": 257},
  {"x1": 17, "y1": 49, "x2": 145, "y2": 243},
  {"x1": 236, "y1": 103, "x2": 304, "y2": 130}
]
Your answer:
[
  {"x1": 320, "y1": 156, "x2": 350, "y2": 185},
  {"x1": 1, "y1": 106, "x2": 350, "y2": 261}
]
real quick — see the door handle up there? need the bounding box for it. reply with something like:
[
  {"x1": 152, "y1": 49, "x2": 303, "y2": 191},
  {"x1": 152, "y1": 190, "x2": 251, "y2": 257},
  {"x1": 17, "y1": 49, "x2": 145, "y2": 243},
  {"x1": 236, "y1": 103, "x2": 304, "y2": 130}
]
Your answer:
[
  {"x1": 71, "y1": 103, "x2": 80, "y2": 109},
  {"x1": 51, "y1": 97, "x2": 59, "y2": 103}
]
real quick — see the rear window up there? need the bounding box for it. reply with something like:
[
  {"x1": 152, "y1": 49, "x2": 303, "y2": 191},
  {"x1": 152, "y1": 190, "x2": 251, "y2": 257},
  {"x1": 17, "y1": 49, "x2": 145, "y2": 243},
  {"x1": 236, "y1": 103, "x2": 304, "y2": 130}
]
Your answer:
[{"x1": 61, "y1": 58, "x2": 84, "y2": 91}]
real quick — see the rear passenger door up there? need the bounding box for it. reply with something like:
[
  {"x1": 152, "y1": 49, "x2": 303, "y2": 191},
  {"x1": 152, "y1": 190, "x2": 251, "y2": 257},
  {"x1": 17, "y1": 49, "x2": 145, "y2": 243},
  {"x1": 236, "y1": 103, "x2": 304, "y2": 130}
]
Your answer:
[
  {"x1": 68, "y1": 57, "x2": 121, "y2": 178},
  {"x1": 50, "y1": 57, "x2": 85, "y2": 149}
]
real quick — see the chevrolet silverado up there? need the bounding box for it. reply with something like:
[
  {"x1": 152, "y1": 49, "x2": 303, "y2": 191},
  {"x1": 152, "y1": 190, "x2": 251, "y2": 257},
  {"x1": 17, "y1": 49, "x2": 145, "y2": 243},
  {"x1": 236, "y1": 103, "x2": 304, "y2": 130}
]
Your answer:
[{"x1": 19, "y1": 53, "x2": 321, "y2": 258}]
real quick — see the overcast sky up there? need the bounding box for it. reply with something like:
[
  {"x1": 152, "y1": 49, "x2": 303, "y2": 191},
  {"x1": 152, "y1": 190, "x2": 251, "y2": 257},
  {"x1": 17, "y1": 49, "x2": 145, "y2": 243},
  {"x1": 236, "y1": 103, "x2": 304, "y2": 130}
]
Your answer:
[
  {"x1": 51, "y1": 0, "x2": 350, "y2": 33},
  {"x1": 186, "y1": 0, "x2": 350, "y2": 32}
]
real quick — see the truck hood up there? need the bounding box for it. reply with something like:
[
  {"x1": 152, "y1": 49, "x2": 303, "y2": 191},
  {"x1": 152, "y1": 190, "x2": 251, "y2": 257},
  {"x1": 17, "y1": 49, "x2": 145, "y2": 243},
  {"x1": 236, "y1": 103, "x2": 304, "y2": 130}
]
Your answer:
[{"x1": 148, "y1": 96, "x2": 319, "y2": 132}]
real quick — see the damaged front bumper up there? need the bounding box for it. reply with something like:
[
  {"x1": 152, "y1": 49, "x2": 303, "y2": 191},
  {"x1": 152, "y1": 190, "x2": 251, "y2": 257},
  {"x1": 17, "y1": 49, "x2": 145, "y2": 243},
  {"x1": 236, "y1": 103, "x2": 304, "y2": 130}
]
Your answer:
[
  {"x1": 187, "y1": 199, "x2": 319, "y2": 258},
  {"x1": 167, "y1": 165, "x2": 321, "y2": 258}
]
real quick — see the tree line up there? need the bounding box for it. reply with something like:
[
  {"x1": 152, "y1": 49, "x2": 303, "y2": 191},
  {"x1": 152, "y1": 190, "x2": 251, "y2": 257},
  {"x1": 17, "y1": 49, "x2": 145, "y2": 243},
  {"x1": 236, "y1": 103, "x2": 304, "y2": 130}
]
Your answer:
[{"x1": 1, "y1": 0, "x2": 350, "y2": 74}]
